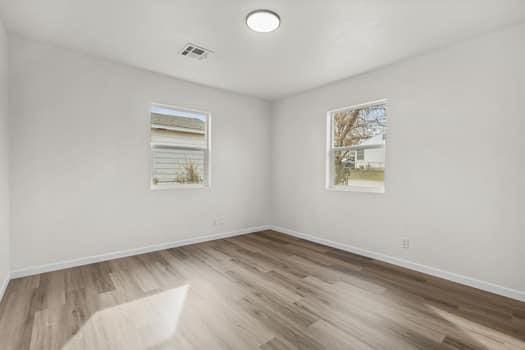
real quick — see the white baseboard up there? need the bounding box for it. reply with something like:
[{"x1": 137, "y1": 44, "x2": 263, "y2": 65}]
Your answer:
[
  {"x1": 269, "y1": 225, "x2": 525, "y2": 303},
  {"x1": 10, "y1": 225, "x2": 270, "y2": 279},
  {"x1": 8, "y1": 224, "x2": 525, "y2": 303},
  {"x1": 0, "y1": 272, "x2": 10, "y2": 303}
]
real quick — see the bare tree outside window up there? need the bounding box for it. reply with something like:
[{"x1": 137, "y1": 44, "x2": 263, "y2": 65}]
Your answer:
[{"x1": 328, "y1": 100, "x2": 387, "y2": 192}]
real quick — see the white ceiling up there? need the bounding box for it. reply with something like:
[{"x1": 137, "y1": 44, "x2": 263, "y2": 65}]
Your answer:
[{"x1": 1, "y1": 0, "x2": 524, "y2": 100}]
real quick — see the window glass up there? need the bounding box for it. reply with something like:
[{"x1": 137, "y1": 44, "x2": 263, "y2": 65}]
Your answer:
[
  {"x1": 151, "y1": 105, "x2": 209, "y2": 188},
  {"x1": 328, "y1": 101, "x2": 387, "y2": 192}
]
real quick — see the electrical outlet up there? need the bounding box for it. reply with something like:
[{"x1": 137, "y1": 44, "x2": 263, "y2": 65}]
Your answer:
[
  {"x1": 213, "y1": 217, "x2": 225, "y2": 226},
  {"x1": 402, "y1": 239, "x2": 410, "y2": 249}
]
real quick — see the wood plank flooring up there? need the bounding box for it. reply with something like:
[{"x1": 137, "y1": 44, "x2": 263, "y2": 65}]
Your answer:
[{"x1": 0, "y1": 230, "x2": 524, "y2": 349}]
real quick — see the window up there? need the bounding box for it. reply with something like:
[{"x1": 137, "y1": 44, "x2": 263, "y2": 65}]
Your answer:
[
  {"x1": 326, "y1": 100, "x2": 387, "y2": 193},
  {"x1": 150, "y1": 104, "x2": 210, "y2": 189}
]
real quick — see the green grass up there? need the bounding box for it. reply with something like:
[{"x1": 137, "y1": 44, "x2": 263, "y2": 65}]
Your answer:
[{"x1": 348, "y1": 169, "x2": 384, "y2": 182}]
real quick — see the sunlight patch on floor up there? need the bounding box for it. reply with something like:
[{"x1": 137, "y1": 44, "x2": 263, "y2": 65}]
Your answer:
[
  {"x1": 426, "y1": 304, "x2": 524, "y2": 349},
  {"x1": 64, "y1": 285, "x2": 189, "y2": 350}
]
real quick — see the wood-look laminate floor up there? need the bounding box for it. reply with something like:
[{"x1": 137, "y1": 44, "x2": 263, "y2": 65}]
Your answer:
[{"x1": 0, "y1": 230, "x2": 524, "y2": 350}]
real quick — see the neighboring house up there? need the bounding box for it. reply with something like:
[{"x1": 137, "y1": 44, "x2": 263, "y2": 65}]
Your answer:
[
  {"x1": 151, "y1": 113, "x2": 206, "y2": 184},
  {"x1": 342, "y1": 134, "x2": 386, "y2": 170},
  {"x1": 151, "y1": 113, "x2": 206, "y2": 147}
]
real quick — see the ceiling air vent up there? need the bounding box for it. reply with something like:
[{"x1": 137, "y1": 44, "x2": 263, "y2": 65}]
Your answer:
[{"x1": 180, "y1": 43, "x2": 213, "y2": 60}]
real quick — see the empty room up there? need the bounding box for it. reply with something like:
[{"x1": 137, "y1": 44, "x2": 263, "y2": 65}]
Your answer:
[{"x1": 0, "y1": 0, "x2": 524, "y2": 349}]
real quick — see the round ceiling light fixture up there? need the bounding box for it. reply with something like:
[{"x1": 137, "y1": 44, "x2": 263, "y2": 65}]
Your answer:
[{"x1": 246, "y1": 9, "x2": 280, "y2": 33}]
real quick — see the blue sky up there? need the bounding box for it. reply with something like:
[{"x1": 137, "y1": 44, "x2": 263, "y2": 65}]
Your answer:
[{"x1": 151, "y1": 105, "x2": 207, "y2": 121}]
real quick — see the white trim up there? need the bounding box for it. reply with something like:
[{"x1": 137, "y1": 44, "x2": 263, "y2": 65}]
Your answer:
[
  {"x1": 151, "y1": 124, "x2": 205, "y2": 134},
  {"x1": 327, "y1": 99, "x2": 388, "y2": 115},
  {"x1": 325, "y1": 112, "x2": 332, "y2": 190},
  {"x1": 10, "y1": 226, "x2": 270, "y2": 279},
  {"x1": 206, "y1": 116, "x2": 212, "y2": 187},
  {"x1": 150, "y1": 142, "x2": 206, "y2": 150},
  {"x1": 268, "y1": 225, "x2": 525, "y2": 302},
  {"x1": 151, "y1": 183, "x2": 209, "y2": 191},
  {"x1": 0, "y1": 272, "x2": 10, "y2": 303},
  {"x1": 327, "y1": 185, "x2": 385, "y2": 194}
]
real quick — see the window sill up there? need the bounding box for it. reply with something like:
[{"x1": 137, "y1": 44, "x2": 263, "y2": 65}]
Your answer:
[
  {"x1": 326, "y1": 185, "x2": 385, "y2": 194},
  {"x1": 151, "y1": 183, "x2": 210, "y2": 191}
]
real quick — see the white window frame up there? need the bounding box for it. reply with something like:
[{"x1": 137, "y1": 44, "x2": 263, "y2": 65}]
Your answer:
[
  {"x1": 325, "y1": 99, "x2": 387, "y2": 194},
  {"x1": 150, "y1": 103, "x2": 211, "y2": 190}
]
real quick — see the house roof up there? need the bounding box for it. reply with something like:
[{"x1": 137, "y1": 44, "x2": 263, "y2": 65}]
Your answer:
[
  {"x1": 151, "y1": 113, "x2": 205, "y2": 132},
  {"x1": 361, "y1": 134, "x2": 385, "y2": 146},
  {"x1": 350, "y1": 134, "x2": 385, "y2": 150}
]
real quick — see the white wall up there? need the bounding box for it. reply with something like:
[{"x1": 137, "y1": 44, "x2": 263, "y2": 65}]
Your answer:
[
  {"x1": 0, "y1": 20, "x2": 9, "y2": 294},
  {"x1": 271, "y1": 24, "x2": 525, "y2": 294},
  {"x1": 8, "y1": 35, "x2": 271, "y2": 271},
  {"x1": 6, "y1": 24, "x2": 525, "y2": 299}
]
